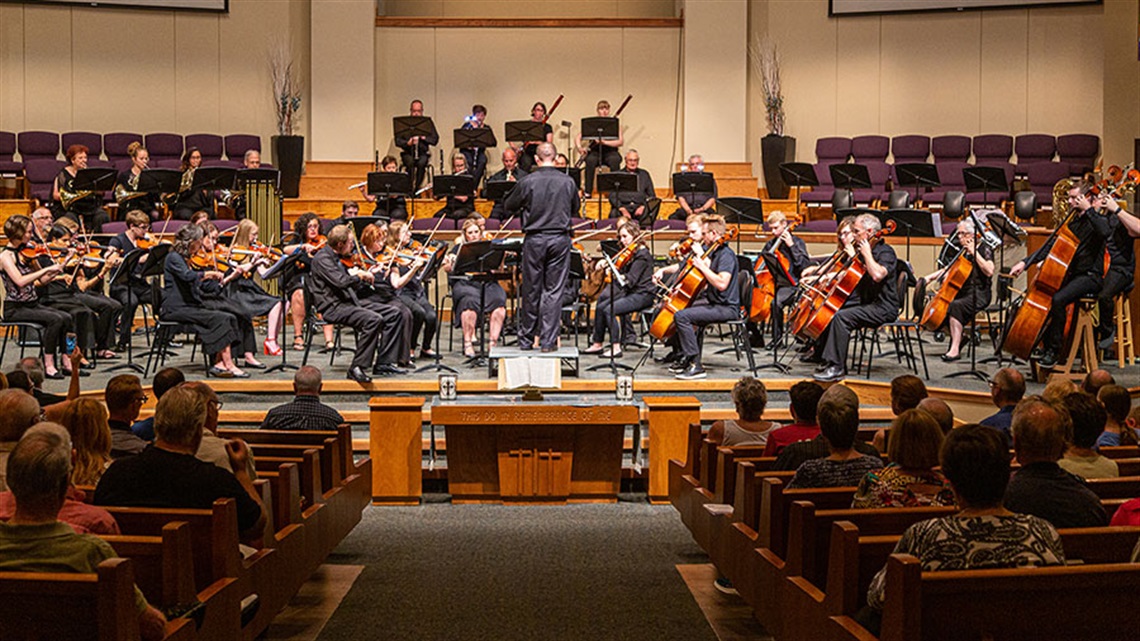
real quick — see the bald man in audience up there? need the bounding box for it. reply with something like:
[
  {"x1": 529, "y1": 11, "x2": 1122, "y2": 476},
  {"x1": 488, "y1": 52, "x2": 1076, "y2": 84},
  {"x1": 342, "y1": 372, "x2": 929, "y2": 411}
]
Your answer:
[
  {"x1": 0, "y1": 390, "x2": 44, "y2": 492},
  {"x1": 980, "y1": 367, "x2": 1024, "y2": 442},
  {"x1": 1081, "y1": 369, "x2": 1115, "y2": 396},
  {"x1": 0, "y1": 423, "x2": 167, "y2": 640},
  {"x1": 1004, "y1": 396, "x2": 1107, "y2": 528},
  {"x1": 260, "y1": 366, "x2": 344, "y2": 431},
  {"x1": 917, "y1": 397, "x2": 954, "y2": 435}
]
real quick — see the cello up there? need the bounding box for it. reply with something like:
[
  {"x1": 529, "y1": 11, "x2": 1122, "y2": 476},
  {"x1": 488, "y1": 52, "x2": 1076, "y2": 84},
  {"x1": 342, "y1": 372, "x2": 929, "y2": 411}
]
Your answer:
[
  {"x1": 1001, "y1": 211, "x2": 1078, "y2": 360},
  {"x1": 749, "y1": 219, "x2": 800, "y2": 323},
  {"x1": 649, "y1": 226, "x2": 739, "y2": 340},
  {"x1": 920, "y1": 225, "x2": 985, "y2": 331},
  {"x1": 793, "y1": 220, "x2": 897, "y2": 342}
]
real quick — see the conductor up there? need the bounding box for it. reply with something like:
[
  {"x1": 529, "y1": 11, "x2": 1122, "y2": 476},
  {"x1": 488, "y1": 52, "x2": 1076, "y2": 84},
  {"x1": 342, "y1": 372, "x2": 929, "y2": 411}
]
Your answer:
[{"x1": 505, "y1": 142, "x2": 580, "y2": 352}]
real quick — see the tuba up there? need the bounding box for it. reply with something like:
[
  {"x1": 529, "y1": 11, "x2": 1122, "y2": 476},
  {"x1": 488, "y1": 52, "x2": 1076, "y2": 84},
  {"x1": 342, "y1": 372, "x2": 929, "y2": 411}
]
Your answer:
[{"x1": 1051, "y1": 177, "x2": 1073, "y2": 229}]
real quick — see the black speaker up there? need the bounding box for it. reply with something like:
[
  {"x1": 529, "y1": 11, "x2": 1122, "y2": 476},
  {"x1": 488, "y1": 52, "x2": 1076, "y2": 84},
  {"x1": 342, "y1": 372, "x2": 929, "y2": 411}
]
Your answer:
[{"x1": 271, "y1": 135, "x2": 304, "y2": 199}]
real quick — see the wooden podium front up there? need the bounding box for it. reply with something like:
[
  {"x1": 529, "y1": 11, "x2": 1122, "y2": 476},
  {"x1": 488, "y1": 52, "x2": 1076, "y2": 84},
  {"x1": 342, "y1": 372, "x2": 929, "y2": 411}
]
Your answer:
[{"x1": 432, "y1": 402, "x2": 639, "y2": 504}]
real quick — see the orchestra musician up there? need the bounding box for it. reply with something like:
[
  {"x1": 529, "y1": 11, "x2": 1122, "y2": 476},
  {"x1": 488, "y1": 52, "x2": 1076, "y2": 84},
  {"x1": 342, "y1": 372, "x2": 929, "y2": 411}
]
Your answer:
[
  {"x1": 0, "y1": 214, "x2": 73, "y2": 379},
  {"x1": 575, "y1": 99, "x2": 624, "y2": 196},
  {"x1": 504, "y1": 142, "x2": 579, "y2": 352},
  {"x1": 357, "y1": 223, "x2": 414, "y2": 366},
  {"x1": 283, "y1": 212, "x2": 336, "y2": 352},
  {"x1": 1095, "y1": 193, "x2": 1140, "y2": 351},
  {"x1": 921, "y1": 218, "x2": 994, "y2": 362},
  {"x1": 46, "y1": 220, "x2": 124, "y2": 361},
  {"x1": 459, "y1": 104, "x2": 489, "y2": 188},
  {"x1": 35, "y1": 221, "x2": 102, "y2": 372},
  {"x1": 197, "y1": 221, "x2": 265, "y2": 371},
  {"x1": 307, "y1": 224, "x2": 389, "y2": 384},
  {"x1": 54, "y1": 144, "x2": 109, "y2": 233},
  {"x1": 359, "y1": 155, "x2": 409, "y2": 221},
  {"x1": 161, "y1": 224, "x2": 249, "y2": 378},
  {"x1": 1009, "y1": 181, "x2": 1111, "y2": 368},
  {"x1": 759, "y1": 210, "x2": 809, "y2": 347},
  {"x1": 436, "y1": 154, "x2": 475, "y2": 220},
  {"x1": 396, "y1": 99, "x2": 439, "y2": 190},
  {"x1": 484, "y1": 148, "x2": 526, "y2": 221},
  {"x1": 669, "y1": 154, "x2": 717, "y2": 220},
  {"x1": 227, "y1": 219, "x2": 287, "y2": 357},
  {"x1": 173, "y1": 147, "x2": 215, "y2": 220},
  {"x1": 801, "y1": 213, "x2": 899, "y2": 383},
  {"x1": 385, "y1": 220, "x2": 438, "y2": 360},
  {"x1": 228, "y1": 149, "x2": 261, "y2": 221},
  {"x1": 608, "y1": 150, "x2": 655, "y2": 223},
  {"x1": 583, "y1": 219, "x2": 653, "y2": 359},
  {"x1": 514, "y1": 102, "x2": 554, "y2": 173},
  {"x1": 113, "y1": 142, "x2": 160, "y2": 221},
  {"x1": 107, "y1": 210, "x2": 155, "y2": 352},
  {"x1": 328, "y1": 200, "x2": 360, "y2": 233},
  {"x1": 443, "y1": 218, "x2": 507, "y2": 358},
  {"x1": 651, "y1": 214, "x2": 740, "y2": 380}
]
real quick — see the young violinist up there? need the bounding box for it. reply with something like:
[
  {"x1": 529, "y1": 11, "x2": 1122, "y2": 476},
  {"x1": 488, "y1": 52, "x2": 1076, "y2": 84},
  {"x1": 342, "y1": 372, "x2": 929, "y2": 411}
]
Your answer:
[
  {"x1": 282, "y1": 212, "x2": 335, "y2": 351},
  {"x1": 801, "y1": 213, "x2": 899, "y2": 383},
  {"x1": 114, "y1": 142, "x2": 160, "y2": 220},
  {"x1": 161, "y1": 224, "x2": 248, "y2": 378},
  {"x1": 357, "y1": 223, "x2": 414, "y2": 366},
  {"x1": 1009, "y1": 181, "x2": 1111, "y2": 368},
  {"x1": 386, "y1": 220, "x2": 438, "y2": 359},
  {"x1": 759, "y1": 210, "x2": 809, "y2": 347},
  {"x1": 197, "y1": 222, "x2": 265, "y2": 371},
  {"x1": 34, "y1": 222, "x2": 101, "y2": 373},
  {"x1": 107, "y1": 210, "x2": 155, "y2": 351},
  {"x1": 921, "y1": 219, "x2": 994, "y2": 362},
  {"x1": 227, "y1": 220, "x2": 286, "y2": 357},
  {"x1": 53, "y1": 144, "x2": 109, "y2": 233},
  {"x1": 173, "y1": 147, "x2": 215, "y2": 220},
  {"x1": 1095, "y1": 192, "x2": 1140, "y2": 350},
  {"x1": 582, "y1": 220, "x2": 653, "y2": 359},
  {"x1": 443, "y1": 218, "x2": 508, "y2": 358},
  {"x1": 46, "y1": 221, "x2": 124, "y2": 361},
  {"x1": 652, "y1": 214, "x2": 740, "y2": 380},
  {"x1": 0, "y1": 215, "x2": 74, "y2": 379}
]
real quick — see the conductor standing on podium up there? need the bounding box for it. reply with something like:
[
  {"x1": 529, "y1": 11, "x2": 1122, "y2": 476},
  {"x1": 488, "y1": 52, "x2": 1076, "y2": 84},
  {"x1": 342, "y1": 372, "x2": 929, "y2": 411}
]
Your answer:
[{"x1": 505, "y1": 142, "x2": 580, "y2": 352}]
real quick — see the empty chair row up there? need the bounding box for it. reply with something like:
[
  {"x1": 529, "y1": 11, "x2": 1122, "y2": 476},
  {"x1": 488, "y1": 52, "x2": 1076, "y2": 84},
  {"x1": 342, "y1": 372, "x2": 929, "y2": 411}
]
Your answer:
[
  {"x1": 815, "y1": 133, "x2": 1098, "y2": 175},
  {"x1": 0, "y1": 131, "x2": 261, "y2": 165}
]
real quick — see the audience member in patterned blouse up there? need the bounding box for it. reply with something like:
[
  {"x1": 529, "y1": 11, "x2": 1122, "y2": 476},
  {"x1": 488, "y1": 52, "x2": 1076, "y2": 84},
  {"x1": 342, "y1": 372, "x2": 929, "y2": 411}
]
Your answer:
[
  {"x1": 787, "y1": 384, "x2": 882, "y2": 488},
  {"x1": 708, "y1": 377, "x2": 778, "y2": 447},
  {"x1": 1059, "y1": 391, "x2": 1119, "y2": 479},
  {"x1": 763, "y1": 381, "x2": 824, "y2": 456},
  {"x1": 260, "y1": 366, "x2": 345, "y2": 432},
  {"x1": 1095, "y1": 384, "x2": 1135, "y2": 448},
  {"x1": 852, "y1": 409, "x2": 955, "y2": 508},
  {"x1": 859, "y1": 424, "x2": 1065, "y2": 634}
]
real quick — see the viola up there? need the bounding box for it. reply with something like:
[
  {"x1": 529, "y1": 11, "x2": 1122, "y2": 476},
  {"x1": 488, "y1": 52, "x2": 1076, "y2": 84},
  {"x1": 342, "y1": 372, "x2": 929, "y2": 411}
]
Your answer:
[
  {"x1": 649, "y1": 227, "x2": 739, "y2": 341},
  {"x1": 189, "y1": 249, "x2": 233, "y2": 272}
]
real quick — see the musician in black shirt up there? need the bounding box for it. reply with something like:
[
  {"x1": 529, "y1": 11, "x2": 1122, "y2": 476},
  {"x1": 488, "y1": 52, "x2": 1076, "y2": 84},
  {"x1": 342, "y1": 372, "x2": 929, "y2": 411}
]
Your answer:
[
  {"x1": 583, "y1": 220, "x2": 653, "y2": 359},
  {"x1": 608, "y1": 150, "x2": 656, "y2": 223},
  {"x1": 435, "y1": 154, "x2": 475, "y2": 220},
  {"x1": 114, "y1": 142, "x2": 160, "y2": 221},
  {"x1": 760, "y1": 210, "x2": 809, "y2": 346},
  {"x1": 669, "y1": 155, "x2": 718, "y2": 220},
  {"x1": 515, "y1": 102, "x2": 555, "y2": 173},
  {"x1": 358, "y1": 156, "x2": 409, "y2": 221},
  {"x1": 54, "y1": 145, "x2": 109, "y2": 233},
  {"x1": 921, "y1": 218, "x2": 993, "y2": 362},
  {"x1": 396, "y1": 100, "x2": 439, "y2": 190},
  {"x1": 459, "y1": 104, "x2": 490, "y2": 189},
  {"x1": 504, "y1": 143, "x2": 579, "y2": 351},
  {"x1": 173, "y1": 147, "x2": 215, "y2": 220},
  {"x1": 1010, "y1": 182, "x2": 1111, "y2": 368},
  {"x1": 575, "y1": 99, "x2": 624, "y2": 196},
  {"x1": 484, "y1": 148, "x2": 527, "y2": 221},
  {"x1": 1095, "y1": 194, "x2": 1139, "y2": 350}
]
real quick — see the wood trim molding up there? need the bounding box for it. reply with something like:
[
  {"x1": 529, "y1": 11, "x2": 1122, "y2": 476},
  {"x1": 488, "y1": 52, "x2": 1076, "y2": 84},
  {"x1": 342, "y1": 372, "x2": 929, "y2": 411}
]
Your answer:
[{"x1": 376, "y1": 17, "x2": 683, "y2": 29}]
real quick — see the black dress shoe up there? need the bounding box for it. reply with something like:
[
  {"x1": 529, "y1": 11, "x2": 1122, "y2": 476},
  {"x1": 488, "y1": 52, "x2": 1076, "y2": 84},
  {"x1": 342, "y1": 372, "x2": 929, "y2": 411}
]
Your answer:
[
  {"x1": 668, "y1": 356, "x2": 693, "y2": 373},
  {"x1": 1038, "y1": 350, "x2": 1059, "y2": 369},
  {"x1": 654, "y1": 350, "x2": 681, "y2": 365},
  {"x1": 675, "y1": 362, "x2": 707, "y2": 380},
  {"x1": 940, "y1": 353, "x2": 961, "y2": 363},
  {"x1": 518, "y1": 340, "x2": 534, "y2": 351},
  {"x1": 540, "y1": 345, "x2": 558, "y2": 353},
  {"x1": 583, "y1": 345, "x2": 605, "y2": 355},
  {"x1": 207, "y1": 366, "x2": 234, "y2": 379},
  {"x1": 1098, "y1": 328, "x2": 1117, "y2": 350},
  {"x1": 813, "y1": 364, "x2": 846, "y2": 383},
  {"x1": 81, "y1": 361, "x2": 97, "y2": 370},
  {"x1": 44, "y1": 370, "x2": 65, "y2": 380},
  {"x1": 347, "y1": 366, "x2": 372, "y2": 384},
  {"x1": 373, "y1": 363, "x2": 408, "y2": 376},
  {"x1": 242, "y1": 361, "x2": 268, "y2": 370}
]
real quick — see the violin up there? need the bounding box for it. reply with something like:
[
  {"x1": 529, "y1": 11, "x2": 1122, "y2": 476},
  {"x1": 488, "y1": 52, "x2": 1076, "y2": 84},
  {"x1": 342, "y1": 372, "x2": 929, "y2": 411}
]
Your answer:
[
  {"x1": 136, "y1": 233, "x2": 168, "y2": 250},
  {"x1": 612, "y1": 241, "x2": 641, "y2": 271},
  {"x1": 189, "y1": 249, "x2": 233, "y2": 272},
  {"x1": 18, "y1": 243, "x2": 54, "y2": 266}
]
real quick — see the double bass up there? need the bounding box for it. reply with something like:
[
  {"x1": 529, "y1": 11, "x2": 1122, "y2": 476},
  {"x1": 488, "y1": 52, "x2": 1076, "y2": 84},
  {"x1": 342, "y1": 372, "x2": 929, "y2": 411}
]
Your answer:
[
  {"x1": 1001, "y1": 209, "x2": 1080, "y2": 360},
  {"x1": 792, "y1": 220, "x2": 897, "y2": 342},
  {"x1": 749, "y1": 219, "x2": 799, "y2": 323},
  {"x1": 649, "y1": 226, "x2": 738, "y2": 340}
]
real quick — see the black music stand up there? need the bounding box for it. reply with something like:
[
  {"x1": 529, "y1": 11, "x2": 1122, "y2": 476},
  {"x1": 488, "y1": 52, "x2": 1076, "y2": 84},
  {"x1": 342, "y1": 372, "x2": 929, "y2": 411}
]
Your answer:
[
  {"x1": 453, "y1": 127, "x2": 497, "y2": 189},
  {"x1": 137, "y1": 169, "x2": 182, "y2": 194},
  {"x1": 346, "y1": 217, "x2": 386, "y2": 238},
  {"x1": 829, "y1": 164, "x2": 872, "y2": 207},
  {"x1": 483, "y1": 180, "x2": 518, "y2": 212},
  {"x1": 556, "y1": 166, "x2": 583, "y2": 191},
  {"x1": 367, "y1": 171, "x2": 412, "y2": 221},
  {"x1": 394, "y1": 115, "x2": 436, "y2": 191},
  {"x1": 131, "y1": 244, "x2": 175, "y2": 369},
  {"x1": 453, "y1": 240, "x2": 507, "y2": 367},
  {"x1": 719, "y1": 197, "x2": 763, "y2": 255},
  {"x1": 881, "y1": 208, "x2": 941, "y2": 263},
  {"x1": 752, "y1": 251, "x2": 794, "y2": 375},
  {"x1": 597, "y1": 171, "x2": 640, "y2": 223},
  {"x1": 191, "y1": 167, "x2": 237, "y2": 193},
  {"x1": 894, "y1": 163, "x2": 940, "y2": 206},
  {"x1": 262, "y1": 250, "x2": 304, "y2": 373},
  {"x1": 432, "y1": 175, "x2": 475, "y2": 219},
  {"x1": 672, "y1": 171, "x2": 717, "y2": 218},
  {"x1": 779, "y1": 162, "x2": 819, "y2": 215},
  {"x1": 105, "y1": 248, "x2": 150, "y2": 374},
  {"x1": 415, "y1": 241, "x2": 459, "y2": 375},
  {"x1": 72, "y1": 168, "x2": 117, "y2": 193},
  {"x1": 963, "y1": 166, "x2": 1009, "y2": 208},
  {"x1": 505, "y1": 120, "x2": 547, "y2": 148},
  {"x1": 579, "y1": 116, "x2": 619, "y2": 181}
]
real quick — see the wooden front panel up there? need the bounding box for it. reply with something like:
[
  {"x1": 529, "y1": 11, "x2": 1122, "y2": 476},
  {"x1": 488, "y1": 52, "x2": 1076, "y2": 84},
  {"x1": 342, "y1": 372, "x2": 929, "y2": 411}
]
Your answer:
[
  {"x1": 644, "y1": 396, "x2": 701, "y2": 504},
  {"x1": 368, "y1": 396, "x2": 426, "y2": 505}
]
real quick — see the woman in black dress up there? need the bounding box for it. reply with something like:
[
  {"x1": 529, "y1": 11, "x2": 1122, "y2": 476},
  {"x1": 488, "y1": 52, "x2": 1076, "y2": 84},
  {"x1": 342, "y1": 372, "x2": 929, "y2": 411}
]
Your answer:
[
  {"x1": 387, "y1": 220, "x2": 438, "y2": 359},
  {"x1": 920, "y1": 218, "x2": 994, "y2": 362},
  {"x1": 173, "y1": 147, "x2": 215, "y2": 220},
  {"x1": 0, "y1": 215, "x2": 73, "y2": 378},
  {"x1": 443, "y1": 218, "x2": 507, "y2": 358},
  {"x1": 54, "y1": 144, "x2": 109, "y2": 232},
  {"x1": 226, "y1": 219, "x2": 286, "y2": 357},
  {"x1": 198, "y1": 222, "x2": 264, "y2": 370},
  {"x1": 282, "y1": 212, "x2": 335, "y2": 351},
  {"x1": 515, "y1": 101, "x2": 554, "y2": 173},
  {"x1": 113, "y1": 142, "x2": 160, "y2": 221},
  {"x1": 583, "y1": 219, "x2": 654, "y2": 359}
]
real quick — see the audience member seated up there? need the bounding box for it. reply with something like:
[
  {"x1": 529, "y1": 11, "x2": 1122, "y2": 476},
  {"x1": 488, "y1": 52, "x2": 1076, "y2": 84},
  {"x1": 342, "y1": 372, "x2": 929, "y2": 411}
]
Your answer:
[
  {"x1": 858, "y1": 424, "x2": 1065, "y2": 635},
  {"x1": 18, "y1": 357, "x2": 65, "y2": 406},
  {"x1": 6, "y1": 368, "x2": 76, "y2": 421},
  {"x1": 1128, "y1": 406, "x2": 1140, "y2": 442},
  {"x1": 871, "y1": 374, "x2": 929, "y2": 453},
  {"x1": 0, "y1": 423, "x2": 165, "y2": 639},
  {"x1": 0, "y1": 423, "x2": 119, "y2": 534},
  {"x1": 763, "y1": 381, "x2": 824, "y2": 456},
  {"x1": 105, "y1": 375, "x2": 149, "y2": 459},
  {"x1": 181, "y1": 382, "x2": 257, "y2": 478},
  {"x1": 707, "y1": 377, "x2": 778, "y2": 446},
  {"x1": 916, "y1": 397, "x2": 954, "y2": 435},
  {"x1": 1004, "y1": 396, "x2": 1107, "y2": 528},
  {"x1": 1095, "y1": 385, "x2": 1135, "y2": 448},
  {"x1": 1059, "y1": 391, "x2": 1118, "y2": 479},
  {"x1": 59, "y1": 398, "x2": 112, "y2": 487},
  {"x1": 130, "y1": 368, "x2": 185, "y2": 442},
  {"x1": 1041, "y1": 377, "x2": 1076, "y2": 404},
  {"x1": 1081, "y1": 368, "x2": 1115, "y2": 397},
  {"x1": 93, "y1": 386, "x2": 267, "y2": 544},
  {"x1": 259, "y1": 366, "x2": 345, "y2": 431},
  {"x1": 787, "y1": 384, "x2": 883, "y2": 488},
  {"x1": 0, "y1": 389, "x2": 44, "y2": 491},
  {"x1": 979, "y1": 367, "x2": 1024, "y2": 443},
  {"x1": 852, "y1": 409, "x2": 955, "y2": 508}
]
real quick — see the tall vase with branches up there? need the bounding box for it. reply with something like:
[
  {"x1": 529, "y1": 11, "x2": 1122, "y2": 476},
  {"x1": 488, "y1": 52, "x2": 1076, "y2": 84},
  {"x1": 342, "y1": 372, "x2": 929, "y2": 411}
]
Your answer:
[
  {"x1": 269, "y1": 45, "x2": 304, "y2": 198},
  {"x1": 750, "y1": 36, "x2": 794, "y2": 199}
]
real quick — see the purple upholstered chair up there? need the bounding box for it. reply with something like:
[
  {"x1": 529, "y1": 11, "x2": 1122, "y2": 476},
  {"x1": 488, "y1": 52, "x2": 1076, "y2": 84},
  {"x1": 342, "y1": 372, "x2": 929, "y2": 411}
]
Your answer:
[
  {"x1": 154, "y1": 159, "x2": 183, "y2": 170},
  {"x1": 17, "y1": 131, "x2": 60, "y2": 162},
  {"x1": 113, "y1": 158, "x2": 135, "y2": 173},
  {"x1": 851, "y1": 135, "x2": 889, "y2": 163},
  {"x1": 0, "y1": 131, "x2": 21, "y2": 175},
  {"x1": 890, "y1": 135, "x2": 930, "y2": 164},
  {"x1": 224, "y1": 134, "x2": 261, "y2": 161},
  {"x1": 23, "y1": 158, "x2": 66, "y2": 204},
  {"x1": 1056, "y1": 134, "x2": 1099, "y2": 175},
  {"x1": 482, "y1": 219, "x2": 501, "y2": 231},
  {"x1": 411, "y1": 217, "x2": 455, "y2": 231},
  {"x1": 798, "y1": 219, "x2": 838, "y2": 234},
  {"x1": 1026, "y1": 162, "x2": 1071, "y2": 206},
  {"x1": 923, "y1": 160, "x2": 971, "y2": 204},
  {"x1": 100, "y1": 222, "x2": 128, "y2": 235},
  {"x1": 594, "y1": 218, "x2": 622, "y2": 230},
  {"x1": 815, "y1": 137, "x2": 852, "y2": 163},
  {"x1": 1014, "y1": 134, "x2": 1056, "y2": 174},
  {"x1": 798, "y1": 162, "x2": 840, "y2": 206},
  {"x1": 186, "y1": 134, "x2": 224, "y2": 162},
  {"x1": 145, "y1": 133, "x2": 184, "y2": 163},
  {"x1": 931, "y1": 135, "x2": 971, "y2": 163},
  {"x1": 104, "y1": 132, "x2": 143, "y2": 163},
  {"x1": 852, "y1": 161, "x2": 892, "y2": 204},
  {"x1": 213, "y1": 219, "x2": 239, "y2": 233},
  {"x1": 971, "y1": 135, "x2": 1013, "y2": 165},
  {"x1": 653, "y1": 219, "x2": 687, "y2": 231},
  {"x1": 61, "y1": 132, "x2": 103, "y2": 159},
  {"x1": 503, "y1": 218, "x2": 523, "y2": 231}
]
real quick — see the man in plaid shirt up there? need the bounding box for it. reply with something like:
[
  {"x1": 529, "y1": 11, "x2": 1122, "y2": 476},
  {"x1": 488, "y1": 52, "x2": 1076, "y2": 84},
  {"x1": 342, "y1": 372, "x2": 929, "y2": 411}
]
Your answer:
[{"x1": 259, "y1": 366, "x2": 344, "y2": 431}]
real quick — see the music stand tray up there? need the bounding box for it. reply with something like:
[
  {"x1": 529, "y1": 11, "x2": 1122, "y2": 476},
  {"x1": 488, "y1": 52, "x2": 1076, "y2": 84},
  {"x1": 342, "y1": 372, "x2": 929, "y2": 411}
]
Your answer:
[
  {"x1": 596, "y1": 171, "x2": 638, "y2": 195},
  {"x1": 137, "y1": 169, "x2": 183, "y2": 194},
  {"x1": 986, "y1": 210, "x2": 1026, "y2": 246},
  {"x1": 367, "y1": 171, "x2": 411, "y2": 198},
  {"x1": 504, "y1": 121, "x2": 547, "y2": 145},
  {"x1": 580, "y1": 117, "x2": 620, "y2": 141},
  {"x1": 393, "y1": 116, "x2": 435, "y2": 141},
  {"x1": 483, "y1": 180, "x2": 518, "y2": 201},
  {"x1": 454, "y1": 127, "x2": 497, "y2": 150},
  {"x1": 671, "y1": 171, "x2": 716, "y2": 196},
  {"x1": 453, "y1": 240, "x2": 507, "y2": 278},
  {"x1": 432, "y1": 175, "x2": 475, "y2": 200},
  {"x1": 829, "y1": 164, "x2": 872, "y2": 191},
  {"x1": 779, "y1": 162, "x2": 820, "y2": 188},
  {"x1": 760, "y1": 252, "x2": 796, "y2": 289}
]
